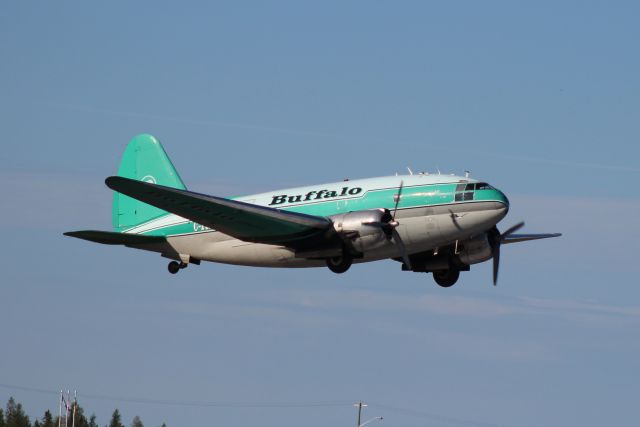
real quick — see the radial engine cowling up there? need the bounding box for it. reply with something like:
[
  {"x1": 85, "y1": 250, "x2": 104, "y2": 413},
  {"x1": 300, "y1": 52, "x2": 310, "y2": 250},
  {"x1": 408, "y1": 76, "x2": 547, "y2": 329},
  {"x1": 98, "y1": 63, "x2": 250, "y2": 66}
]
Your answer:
[
  {"x1": 329, "y1": 209, "x2": 392, "y2": 254},
  {"x1": 457, "y1": 233, "x2": 493, "y2": 265}
]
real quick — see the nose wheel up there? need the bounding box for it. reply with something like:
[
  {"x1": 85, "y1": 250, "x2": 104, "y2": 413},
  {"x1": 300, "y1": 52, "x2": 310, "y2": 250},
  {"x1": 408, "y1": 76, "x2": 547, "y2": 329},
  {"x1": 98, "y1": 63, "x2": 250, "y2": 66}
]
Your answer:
[
  {"x1": 433, "y1": 269, "x2": 460, "y2": 287},
  {"x1": 168, "y1": 261, "x2": 188, "y2": 274}
]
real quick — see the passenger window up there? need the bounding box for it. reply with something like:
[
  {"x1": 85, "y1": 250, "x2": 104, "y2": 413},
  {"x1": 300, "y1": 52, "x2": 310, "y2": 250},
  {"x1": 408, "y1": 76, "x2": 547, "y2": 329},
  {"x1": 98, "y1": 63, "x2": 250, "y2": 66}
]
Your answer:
[
  {"x1": 464, "y1": 192, "x2": 474, "y2": 201},
  {"x1": 455, "y1": 184, "x2": 466, "y2": 192},
  {"x1": 465, "y1": 183, "x2": 475, "y2": 191}
]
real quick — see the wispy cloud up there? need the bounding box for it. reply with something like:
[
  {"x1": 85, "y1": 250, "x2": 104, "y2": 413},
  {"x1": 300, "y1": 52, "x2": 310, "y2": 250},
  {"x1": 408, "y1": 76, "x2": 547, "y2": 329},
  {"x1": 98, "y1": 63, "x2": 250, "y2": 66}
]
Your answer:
[
  {"x1": 137, "y1": 287, "x2": 640, "y2": 332},
  {"x1": 0, "y1": 171, "x2": 111, "y2": 230},
  {"x1": 494, "y1": 153, "x2": 640, "y2": 173},
  {"x1": 296, "y1": 289, "x2": 640, "y2": 324},
  {"x1": 35, "y1": 101, "x2": 336, "y2": 138},
  {"x1": 130, "y1": 290, "x2": 572, "y2": 362},
  {"x1": 519, "y1": 296, "x2": 640, "y2": 318}
]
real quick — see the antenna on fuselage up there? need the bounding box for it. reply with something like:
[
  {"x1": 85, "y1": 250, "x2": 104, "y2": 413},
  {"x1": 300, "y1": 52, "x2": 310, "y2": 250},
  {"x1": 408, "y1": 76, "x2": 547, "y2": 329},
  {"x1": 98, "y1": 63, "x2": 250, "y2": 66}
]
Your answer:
[
  {"x1": 465, "y1": 170, "x2": 470, "y2": 178},
  {"x1": 407, "y1": 167, "x2": 414, "y2": 175},
  {"x1": 437, "y1": 167, "x2": 441, "y2": 175}
]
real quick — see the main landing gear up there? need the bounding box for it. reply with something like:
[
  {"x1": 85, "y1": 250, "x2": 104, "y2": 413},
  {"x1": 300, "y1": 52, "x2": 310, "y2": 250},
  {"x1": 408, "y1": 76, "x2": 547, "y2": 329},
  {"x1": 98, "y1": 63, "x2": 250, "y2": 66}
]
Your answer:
[
  {"x1": 168, "y1": 261, "x2": 188, "y2": 274},
  {"x1": 432, "y1": 269, "x2": 460, "y2": 287},
  {"x1": 326, "y1": 253, "x2": 353, "y2": 274}
]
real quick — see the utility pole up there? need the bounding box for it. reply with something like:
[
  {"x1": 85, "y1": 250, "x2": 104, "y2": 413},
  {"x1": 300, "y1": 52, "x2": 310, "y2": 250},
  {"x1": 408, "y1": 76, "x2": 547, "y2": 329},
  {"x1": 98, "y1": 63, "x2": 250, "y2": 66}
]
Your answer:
[
  {"x1": 65, "y1": 390, "x2": 70, "y2": 427},
  {"x1": 71, "y1": 391, "x2": 77, "y2": 427},
  {"x1": 58, "y1": 391, "x2": 62, "y2": 427}
]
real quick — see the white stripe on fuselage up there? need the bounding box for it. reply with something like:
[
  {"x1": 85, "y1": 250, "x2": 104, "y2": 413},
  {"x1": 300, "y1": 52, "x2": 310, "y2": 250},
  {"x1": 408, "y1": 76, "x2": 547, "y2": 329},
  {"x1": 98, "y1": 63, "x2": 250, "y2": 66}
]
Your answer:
[
  {"x1": 124, "y1": 213, "x2": 189, "y2": 234},
  {"x1": 126, "y1": 174, "x2": 475, "y2": 236}
]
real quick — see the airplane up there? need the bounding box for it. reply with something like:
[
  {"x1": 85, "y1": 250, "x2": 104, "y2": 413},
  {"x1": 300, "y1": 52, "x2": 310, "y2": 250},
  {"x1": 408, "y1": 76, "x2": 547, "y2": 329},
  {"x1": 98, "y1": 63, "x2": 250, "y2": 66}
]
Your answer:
[{"x1": 65, "y1": 134, "x2": 561, "y2": 287}]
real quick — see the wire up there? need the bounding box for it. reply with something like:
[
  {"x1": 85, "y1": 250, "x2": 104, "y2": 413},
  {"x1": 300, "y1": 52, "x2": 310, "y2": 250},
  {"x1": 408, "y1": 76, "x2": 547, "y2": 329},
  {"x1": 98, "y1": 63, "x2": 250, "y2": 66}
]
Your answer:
[
  {"x1": 0, "y1": 382, "x2": 350, "y2": 408},
  {"x1": 370, "y1": 402, "x2": 513, "y2": 427}
]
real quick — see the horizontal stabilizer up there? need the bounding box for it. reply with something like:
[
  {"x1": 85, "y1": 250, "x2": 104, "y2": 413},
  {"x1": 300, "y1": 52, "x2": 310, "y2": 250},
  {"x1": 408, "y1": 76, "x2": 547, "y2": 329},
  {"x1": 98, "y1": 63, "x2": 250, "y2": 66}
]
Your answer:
[
  {"x1": 502, "y1": 233, "x2": 562, "y2": 244},
  {"x1": 64, "y1": 230, "x2": 166, "y2": 245}
]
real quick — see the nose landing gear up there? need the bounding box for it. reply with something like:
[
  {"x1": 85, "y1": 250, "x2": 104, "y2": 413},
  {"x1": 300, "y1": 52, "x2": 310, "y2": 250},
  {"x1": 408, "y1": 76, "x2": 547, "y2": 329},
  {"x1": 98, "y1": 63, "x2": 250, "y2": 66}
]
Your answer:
[{"x1": 432, "y1": 269, "x2": 460, "y2": 287}]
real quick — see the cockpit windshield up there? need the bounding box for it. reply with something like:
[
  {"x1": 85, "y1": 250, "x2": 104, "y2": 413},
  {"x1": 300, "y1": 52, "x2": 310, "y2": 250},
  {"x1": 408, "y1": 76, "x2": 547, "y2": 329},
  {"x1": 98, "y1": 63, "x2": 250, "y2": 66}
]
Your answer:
[
  {"x1": 475, "y1": 182, "x2": 494, "y2": 190},
  {"x1": 454, "y1": 182, "x2": 495, "y2": 202}
]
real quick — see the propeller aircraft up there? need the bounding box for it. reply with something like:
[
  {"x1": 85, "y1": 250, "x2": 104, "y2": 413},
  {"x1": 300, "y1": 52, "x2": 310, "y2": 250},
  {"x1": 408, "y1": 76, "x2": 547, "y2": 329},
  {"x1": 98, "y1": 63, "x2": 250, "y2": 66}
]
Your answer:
[{"x1": 65, "y1": 134, "x2": 561, "y2": 287}]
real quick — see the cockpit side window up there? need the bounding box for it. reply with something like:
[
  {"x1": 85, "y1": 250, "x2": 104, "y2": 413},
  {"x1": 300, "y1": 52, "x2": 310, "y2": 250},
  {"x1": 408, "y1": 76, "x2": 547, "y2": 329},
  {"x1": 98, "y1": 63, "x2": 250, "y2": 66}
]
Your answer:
[{"x1": 454, "y1": 182, "x2": 475, "y2": 202}]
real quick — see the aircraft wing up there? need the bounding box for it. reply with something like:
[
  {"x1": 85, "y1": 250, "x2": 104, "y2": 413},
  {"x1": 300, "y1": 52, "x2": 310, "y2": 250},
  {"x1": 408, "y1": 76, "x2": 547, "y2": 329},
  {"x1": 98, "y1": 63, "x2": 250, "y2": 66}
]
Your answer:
[
  {"x1": 105, "y1": 176, "x2": 334, "y2": 246},
  {"x1": 502, "y1": 233, "x2": 562, "y2": 244}
]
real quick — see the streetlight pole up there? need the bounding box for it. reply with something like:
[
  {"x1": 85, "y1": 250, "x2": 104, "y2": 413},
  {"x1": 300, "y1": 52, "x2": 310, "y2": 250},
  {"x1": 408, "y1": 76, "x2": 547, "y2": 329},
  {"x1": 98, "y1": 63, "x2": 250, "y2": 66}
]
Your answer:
[{"x1": 354, "y1": 402, "x2": 367, "y2": 427}]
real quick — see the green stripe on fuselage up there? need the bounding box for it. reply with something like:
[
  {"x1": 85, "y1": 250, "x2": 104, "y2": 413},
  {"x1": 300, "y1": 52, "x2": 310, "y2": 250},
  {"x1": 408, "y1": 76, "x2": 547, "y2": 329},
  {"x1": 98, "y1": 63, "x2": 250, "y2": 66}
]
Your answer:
[{"x1": 135, "y1": 183, "x2": 508, "y2": 238}]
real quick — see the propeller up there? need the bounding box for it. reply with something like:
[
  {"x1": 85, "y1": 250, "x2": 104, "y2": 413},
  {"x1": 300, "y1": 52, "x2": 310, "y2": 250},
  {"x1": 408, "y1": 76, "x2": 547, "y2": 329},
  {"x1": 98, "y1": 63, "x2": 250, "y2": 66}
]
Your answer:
[
  {"x1": 361, "y1": 180, "x2": 412, "y2": 269},
  {"x1": 390, "y1": 180, "x2": 404, "y2": 226},
  {"x1": 388, "y1": 181, "x2": 412, "y2": 270},
  {"x1": 488, "y1": 221, "x2": 524, "y2": 285},
  {"x1": 449, "y1": 209, "x2": 462, "y2": 230}
]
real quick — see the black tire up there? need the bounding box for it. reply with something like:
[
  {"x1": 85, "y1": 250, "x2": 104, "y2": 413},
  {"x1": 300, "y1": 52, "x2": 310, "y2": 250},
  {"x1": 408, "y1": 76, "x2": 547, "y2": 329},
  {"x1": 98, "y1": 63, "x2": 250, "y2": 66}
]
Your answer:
[
  {"x1": 433, "y1": 269, "x2": 460, "y2": 287},
  {"x1": 326, "y1": 253, "x2": 353, "y2": 274},
  {"x1": 168, "y1": 261, "x2": 181, "y2": 274}
]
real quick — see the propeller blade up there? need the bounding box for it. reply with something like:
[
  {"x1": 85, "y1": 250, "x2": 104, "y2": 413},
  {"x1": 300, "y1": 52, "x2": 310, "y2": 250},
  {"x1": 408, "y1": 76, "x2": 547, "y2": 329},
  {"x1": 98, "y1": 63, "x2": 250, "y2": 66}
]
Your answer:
[
  {"x1": 490, "y1": 222, "x2": 524, "y2": 285},
  {"x1": 492, "y1": 243, "x2": 500, "y2": 286},
  {"x1": 500, "y1": 221, "x2": 525, "y2": 241},
  {"x1": 391, "y1": 228, "x2": 412, "y2": 271},
  {"x1": 391, "y1": 180, "x2": 404, "y2": 221},
  {"x1": 448, "y1": 209, "x2": 462, "y2": 230}
]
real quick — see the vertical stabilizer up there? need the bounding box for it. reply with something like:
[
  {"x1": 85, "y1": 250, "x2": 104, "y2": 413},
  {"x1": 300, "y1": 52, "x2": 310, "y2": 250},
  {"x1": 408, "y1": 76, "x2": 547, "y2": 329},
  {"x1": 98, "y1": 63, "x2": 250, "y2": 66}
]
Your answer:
[{"x1": 112, "y1": 134, "x2": 186, "y2": 231}]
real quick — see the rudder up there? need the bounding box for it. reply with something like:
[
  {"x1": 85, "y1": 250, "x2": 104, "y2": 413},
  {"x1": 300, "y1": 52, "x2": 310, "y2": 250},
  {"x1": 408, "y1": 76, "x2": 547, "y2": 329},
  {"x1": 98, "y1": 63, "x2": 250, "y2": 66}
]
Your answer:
[{"x1": 112, "y1": 134, "x2": 186, "y2": 231}]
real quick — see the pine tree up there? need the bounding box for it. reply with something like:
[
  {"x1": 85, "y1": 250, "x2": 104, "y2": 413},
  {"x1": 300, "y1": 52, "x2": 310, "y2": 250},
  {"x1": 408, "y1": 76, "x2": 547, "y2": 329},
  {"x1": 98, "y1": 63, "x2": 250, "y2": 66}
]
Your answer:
[
  {"x1": 0, "y1": 408, "x2": 5, "y2": 427},
  {"x1": 70, "y1": 404, "x2": 89, "y2": 427},
  {"x1": 108, "y1": 409, "x2": 124, "y2": 427},
  {"x1": 41, "y1": 411, "x2": 54, "y2": 427},
  {"x1": 130, "y1": 416, "x2": 143, "y2": 427},
  {"x1": 88, "y1": 414, "x2": 97, "y2": 427},
  {"x1": 5, "y1": 397, "x2": 30, "y2": 427},
  {"x1": 159, "y1": 424, "x2": 167, "y2": 427}
]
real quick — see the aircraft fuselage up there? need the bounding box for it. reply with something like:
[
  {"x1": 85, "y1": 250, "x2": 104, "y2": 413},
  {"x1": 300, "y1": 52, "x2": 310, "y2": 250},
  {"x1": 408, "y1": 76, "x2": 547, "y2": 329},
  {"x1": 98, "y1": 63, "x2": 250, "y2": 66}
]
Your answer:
[{"x1": 124, "y1": 174, "x2": 509, "y2": 268}]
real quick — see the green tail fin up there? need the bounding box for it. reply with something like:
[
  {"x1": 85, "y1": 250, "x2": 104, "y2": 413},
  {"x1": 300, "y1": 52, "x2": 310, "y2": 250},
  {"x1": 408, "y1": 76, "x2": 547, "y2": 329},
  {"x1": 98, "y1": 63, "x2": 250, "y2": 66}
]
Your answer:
[{"x1": 112, "y1": 134, "x2": 186, "y2": 231}]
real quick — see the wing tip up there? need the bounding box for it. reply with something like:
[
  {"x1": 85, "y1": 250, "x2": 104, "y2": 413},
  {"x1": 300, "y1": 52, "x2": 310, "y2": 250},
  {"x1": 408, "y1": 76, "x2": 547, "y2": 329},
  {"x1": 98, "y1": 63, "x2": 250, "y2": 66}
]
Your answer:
[{"x1": 105, "y1": 175, "x2": 122, "y2": 189}]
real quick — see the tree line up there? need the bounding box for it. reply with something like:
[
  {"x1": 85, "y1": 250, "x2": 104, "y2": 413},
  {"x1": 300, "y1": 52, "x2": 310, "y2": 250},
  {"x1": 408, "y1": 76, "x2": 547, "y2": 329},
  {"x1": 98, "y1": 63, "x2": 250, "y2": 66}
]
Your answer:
[{"x1": 0, "y1": 397, "x2": 166, "y2": 427}]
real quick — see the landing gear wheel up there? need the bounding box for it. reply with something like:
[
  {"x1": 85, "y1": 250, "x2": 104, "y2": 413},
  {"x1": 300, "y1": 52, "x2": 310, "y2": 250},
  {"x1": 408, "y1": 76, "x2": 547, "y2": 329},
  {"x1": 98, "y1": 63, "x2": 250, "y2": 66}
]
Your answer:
[
  {"x1": 168, "y1": 261, "x2": 184, "y2": 274},
  {"x1": 433, "y1": 269, "x2": 460, "y2": 287},
  {"x1": 326, "y1": 253, "x2": 353, "y2": 274},
  {"x1": 168, "y1": 261, "x2": 180, "y2": 274}
]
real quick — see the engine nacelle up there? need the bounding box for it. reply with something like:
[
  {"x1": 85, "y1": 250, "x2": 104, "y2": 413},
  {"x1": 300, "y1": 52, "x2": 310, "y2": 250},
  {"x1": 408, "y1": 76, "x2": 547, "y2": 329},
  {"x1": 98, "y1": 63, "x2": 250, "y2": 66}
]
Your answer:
[
  {"x1": 329, "y1": 209, "x2": 391, "y2": 254},
  {"x1": 457, "y1": 233, "x2": 493, "y2": 265}
]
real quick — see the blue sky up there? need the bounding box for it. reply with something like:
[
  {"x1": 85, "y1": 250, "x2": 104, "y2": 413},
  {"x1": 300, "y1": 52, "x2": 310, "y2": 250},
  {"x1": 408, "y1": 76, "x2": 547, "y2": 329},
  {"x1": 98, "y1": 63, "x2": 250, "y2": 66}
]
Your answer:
[{"x1": 1, "y1": 2, "x2": 639, "y2": 426}]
